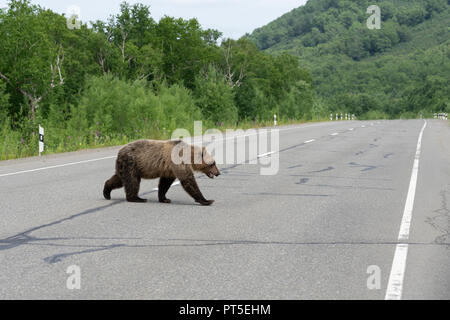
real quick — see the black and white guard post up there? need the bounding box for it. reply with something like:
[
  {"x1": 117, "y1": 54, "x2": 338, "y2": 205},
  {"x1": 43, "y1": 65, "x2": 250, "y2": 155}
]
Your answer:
[
  {"x1": 274, "y1": 114, "x2": 277, "y2": 126},
  {"x1": 39, "y1": 125, "x2": 44, "y2": 156}
]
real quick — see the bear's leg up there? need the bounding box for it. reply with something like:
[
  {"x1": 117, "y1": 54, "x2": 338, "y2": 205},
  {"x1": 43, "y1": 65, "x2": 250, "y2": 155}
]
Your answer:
[
  {"x1": 103, "y1": 174, "x2": 123, "y2": 200},
  {"x1": 121, "y1": 171, "x2": 147, "y2": 203},
  {"x1": 179, "y1": 177, "x2": 214, "y2": 206},
  {"x1": 158, "y1": 177, "x2": 175, "y2": 203},
  {"x1": 116, "y1": 155, "x2": 147, "y2": 203}
]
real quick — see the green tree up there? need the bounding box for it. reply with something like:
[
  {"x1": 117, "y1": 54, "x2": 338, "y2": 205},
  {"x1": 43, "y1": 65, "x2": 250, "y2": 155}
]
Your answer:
[
  {"x1": 0, "y1": 81, "x2": 10, "y2": 125},
  {"x1": 0, "y1": 0, "x2": 67, "y2": 119},
  {"x1": 193, "y1": 66, "x2": 238, "y2": 124},
  {"x1": 91, "y1": 2, "x2": 163, "y2": 80}
]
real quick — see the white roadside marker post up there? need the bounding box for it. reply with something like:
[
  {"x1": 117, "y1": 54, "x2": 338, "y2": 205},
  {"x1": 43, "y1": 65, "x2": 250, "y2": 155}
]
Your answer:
[
  {"x1": 330, "y1": 114, "x2": 333, "y2": 121},
  {"x1": 39, "y1": 125, "x2": 44, "y2": 156},
  {"x1": 274, "y1": 114, "x2": 277, "y2": 126},
  {"x1": 336, "y1": 113, "x2": 338, "y2": 121}
]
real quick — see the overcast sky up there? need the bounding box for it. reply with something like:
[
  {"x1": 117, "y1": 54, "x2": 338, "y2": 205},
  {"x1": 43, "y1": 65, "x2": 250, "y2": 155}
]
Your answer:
[{"x1": 0, "y1": 0, "x2": 308, "y2": 39}]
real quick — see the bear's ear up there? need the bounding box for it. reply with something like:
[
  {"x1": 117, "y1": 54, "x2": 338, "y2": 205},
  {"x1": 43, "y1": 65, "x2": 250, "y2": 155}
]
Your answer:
[{"x1": 202, "y1": 147, "x2": 206, "y2": 159}]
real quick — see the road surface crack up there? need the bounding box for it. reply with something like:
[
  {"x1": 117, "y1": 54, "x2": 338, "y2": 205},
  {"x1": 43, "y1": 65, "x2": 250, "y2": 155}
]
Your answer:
[{"x1": 426, "y1": 190, "x2": 450, "y2": 247}]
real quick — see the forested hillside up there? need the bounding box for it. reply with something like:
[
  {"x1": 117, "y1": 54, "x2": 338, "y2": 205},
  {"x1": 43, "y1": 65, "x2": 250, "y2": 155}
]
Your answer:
[
  {"x1": 0, "y1": 0, "x2": 316, "y2": 159},
  {"x1": 248, "y1": 0, "x2": 450, "y2": 118}
]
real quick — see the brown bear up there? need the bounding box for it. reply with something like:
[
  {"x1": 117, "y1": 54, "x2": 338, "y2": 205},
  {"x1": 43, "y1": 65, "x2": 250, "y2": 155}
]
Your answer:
[{"x1": 103, "y1": 140, "x2": 220, "y2": 206}]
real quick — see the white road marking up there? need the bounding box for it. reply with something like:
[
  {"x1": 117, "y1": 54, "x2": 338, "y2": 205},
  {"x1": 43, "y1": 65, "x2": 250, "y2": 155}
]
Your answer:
[
  {"x1": 152, "y1": 180, "x2": 181, "y2": 191},
  {"x1": 361, "y1": 125, "x2": 366, "y2": 128},
  {"x1": 349, "y1": 128, "x2": 354, "y2": 131},
  {"x1": 385, "y1": 120, "x2": 427, "y2": 300},
  {"x1": 257, "y1": 151, "x2": 276, "y2": 158},
  {"x1": 0, "y1": 121, "x2": 353, "y2": 178},
  {"x1": 0, "y1": 156, "x2": 117, "y2": 178},
  {"x1": 304, "y1": 139, "x2": 316, "y2": 144},
  {"x1": 192, "y1": 121, "x2": 341, "y2": 145},
  {"x1": 330, "y1": 133, "x2": 339, "y2": 136}
]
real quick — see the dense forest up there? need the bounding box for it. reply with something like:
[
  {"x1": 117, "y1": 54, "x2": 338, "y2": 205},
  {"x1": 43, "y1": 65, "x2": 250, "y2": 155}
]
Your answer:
[
  {"x1": 0, "y1": 0, "x2": 315, "y2": 159},
  {"x1": 0, "y1": 0, "x2": 449, "y2": 160},
  {"x1": 248, "y1": 0, "x2": 450, "y2": 119}
]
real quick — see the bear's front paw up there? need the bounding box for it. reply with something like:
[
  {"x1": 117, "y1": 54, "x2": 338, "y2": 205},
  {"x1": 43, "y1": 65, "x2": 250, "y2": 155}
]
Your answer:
[
  {"x1": 103, "y1": 187, "x2": 111, "y2": 200},
  {"x1": 198, "y1": 200, "x2": 215, "y2": 206},
  {"x1": 103, "y1": 191, "x2": 111, "y2": 200}
]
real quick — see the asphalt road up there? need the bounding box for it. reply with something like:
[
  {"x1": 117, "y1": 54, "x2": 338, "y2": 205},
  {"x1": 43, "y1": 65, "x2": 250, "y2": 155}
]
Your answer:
[{"x1": 0, "y1": 119, "x2": 449, "y2": 300}]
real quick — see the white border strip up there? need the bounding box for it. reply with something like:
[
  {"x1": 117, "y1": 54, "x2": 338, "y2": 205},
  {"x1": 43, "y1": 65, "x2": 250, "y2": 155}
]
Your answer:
[
  {"x1": 0, "y1": 156, "x2": 117, "y2": 178},
  {"x1": 385, "y1": 120, "x2": 427, "y2": 300}
]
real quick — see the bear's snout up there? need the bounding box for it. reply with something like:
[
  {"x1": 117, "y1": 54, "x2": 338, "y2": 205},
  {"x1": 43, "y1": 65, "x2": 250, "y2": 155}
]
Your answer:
[
  {"x1": 212, "y1": 166, "x2": 221, "y2": 177},
  {"x1": 206, "y1": 166, "x2": 220, "y2": 179}
]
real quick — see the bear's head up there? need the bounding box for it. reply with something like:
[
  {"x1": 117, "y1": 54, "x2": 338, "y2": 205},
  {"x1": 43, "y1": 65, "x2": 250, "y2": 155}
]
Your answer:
[{"x1": 193, "y1": 147, "x2": 221, "y2": 179}]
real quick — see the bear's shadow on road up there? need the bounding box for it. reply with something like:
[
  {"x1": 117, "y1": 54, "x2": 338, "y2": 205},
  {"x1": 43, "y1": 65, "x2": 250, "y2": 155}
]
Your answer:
[
  {"x1": 0, "y1": 188, "x2": 215, "y2": 264},
  {"x1": 1, "y1": 164, "x2": 245, "y2": 264}
]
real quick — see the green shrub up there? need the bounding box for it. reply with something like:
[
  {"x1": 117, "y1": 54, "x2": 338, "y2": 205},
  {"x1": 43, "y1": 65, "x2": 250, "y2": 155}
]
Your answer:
[{"x1": 67, "y1": 74, "x2": 202, "y2": 140}]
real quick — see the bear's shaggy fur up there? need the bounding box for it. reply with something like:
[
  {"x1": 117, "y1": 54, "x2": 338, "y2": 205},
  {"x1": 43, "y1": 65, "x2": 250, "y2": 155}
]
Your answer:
[{"x1": 103, "y1": 140, "x2": 220, "y2": 206}]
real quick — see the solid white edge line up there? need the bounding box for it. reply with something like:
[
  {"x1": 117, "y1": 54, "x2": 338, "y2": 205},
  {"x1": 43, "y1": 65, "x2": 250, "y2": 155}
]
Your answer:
[
  {"x1": 385, "y1": 244, "x2": 409, "y2": 300},
  {"x1": 385, "y1": 120, "x2": 427, "y2": 300},
  {"x1": 0, "y1": 156, "x2": 117, "y2": 178}
]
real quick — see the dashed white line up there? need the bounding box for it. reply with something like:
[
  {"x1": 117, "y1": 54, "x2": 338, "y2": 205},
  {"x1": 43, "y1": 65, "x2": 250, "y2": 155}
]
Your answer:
[
  {"x1": 330, "y1": 133, "x2": 339, "y2": 136},
  {"x1": 153, "y1": 181, "x2": 181, "y2": 191},
  {"x1": 0, "y1": 122, "x2": 370, "y2": 178},
  {"x1": 0, "y1": 122, "x2": 339, "y2": 178},
  {"x1": 257, "y1": 151, "x2": 276, "y2": 158},
  {"x1": 385, "y1": 120, "x2": 427, "y2": 300}
]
